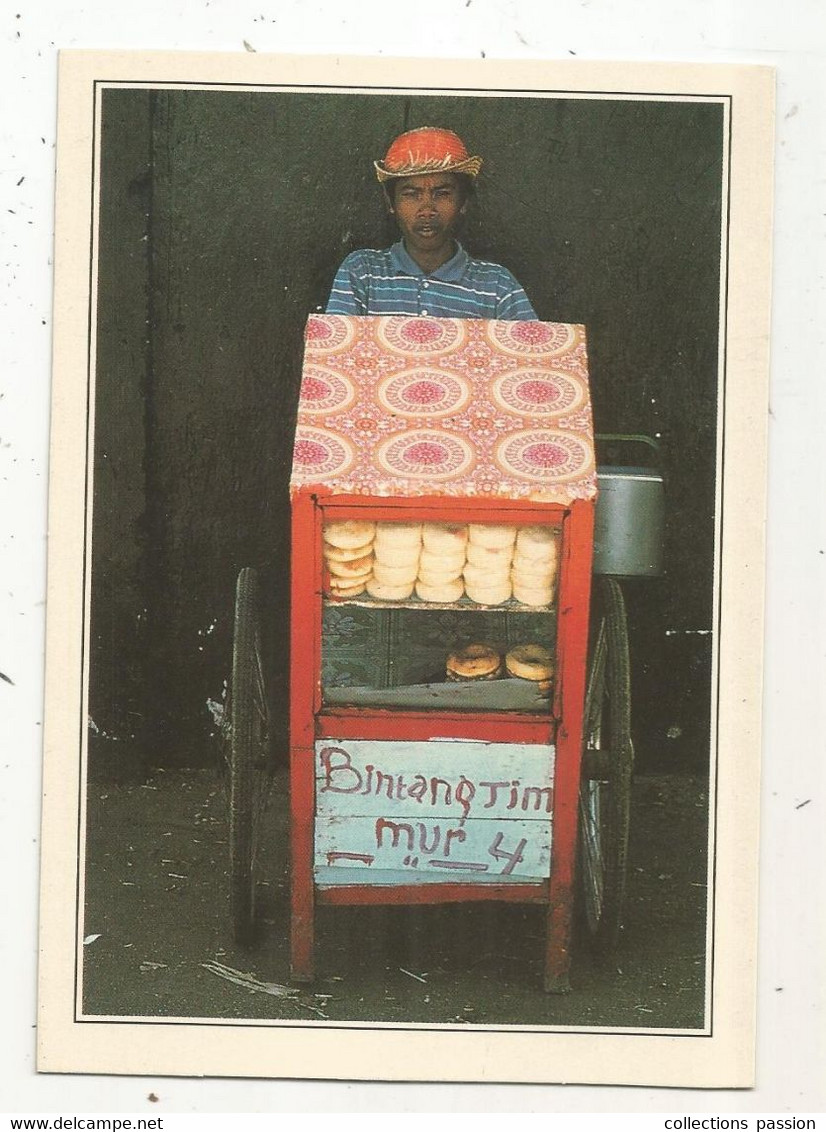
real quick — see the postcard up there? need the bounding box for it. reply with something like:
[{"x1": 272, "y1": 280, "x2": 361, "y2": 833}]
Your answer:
[{"x1": 39, "y1": 50, "x2": 773, "y2": 1086}]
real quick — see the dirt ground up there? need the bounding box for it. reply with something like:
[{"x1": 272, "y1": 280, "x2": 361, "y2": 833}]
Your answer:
[{"x1": 81, "y1": 766, "x2": 709, "y2": 1030}]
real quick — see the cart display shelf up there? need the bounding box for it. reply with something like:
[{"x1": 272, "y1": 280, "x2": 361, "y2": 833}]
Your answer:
[
  {"x1": 323, "y1": 675, "x2": 551, "y2": 712},
  {"x1": 324, "y1": 595, "x2": 555, "y2": 613}
]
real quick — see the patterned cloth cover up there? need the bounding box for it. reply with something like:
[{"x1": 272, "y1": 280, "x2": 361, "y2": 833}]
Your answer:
[{"x1": 289, "y1": 315, "x2": 596, "y2": 505}]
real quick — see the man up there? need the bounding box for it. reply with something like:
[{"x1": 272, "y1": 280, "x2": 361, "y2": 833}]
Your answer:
[{"x1": 325, "y1": 126, "x2": 538, "y2": 320}]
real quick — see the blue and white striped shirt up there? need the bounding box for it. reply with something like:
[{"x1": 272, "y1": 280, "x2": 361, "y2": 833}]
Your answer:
[{"x1": 325, "y1": 241, "x2": 537, "y2": 321}]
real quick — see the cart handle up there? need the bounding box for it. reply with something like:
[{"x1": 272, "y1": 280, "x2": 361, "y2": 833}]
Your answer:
[{"x1": 595, "y1": 433, "x2": 661, "y2": 452}]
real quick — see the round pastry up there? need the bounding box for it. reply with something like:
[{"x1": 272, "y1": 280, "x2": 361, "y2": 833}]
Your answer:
[
  {"x1": 372, "y1": 562, "x2": 419, "y2": 586},
  {"x1": 512, "y1": 581, "x2": 554, "y2": 607},
  {"x1": 418, "y1": 563, "x2": 463, "y2": 584},
  {"x1": 515, "y1": 525, "x2": 559, "y2": 561},
  {"x1": 323, "y1": 540, "x2": 374, "y2": 563},
  {"x1": 373, "y1": 547, "x2": 422, "y2": 572},
  {"x1": 512, "y1": 552, "x2": 557, "y2": 578},
  {"x1": 465, "y1": 541, "x2": 514, "y2": 569},
  {"x1": 329, "y1": 569, "x2": 370, "y2": 587},
  {"x1": 446, "y1": 643, "x2": 502, "y2": 682},
  {"x1": 374, "y1": 521, "x2": 423, "y2": 550},
  {"x1": 512, "y1": 575, "x2": 555, "y2": 599},
  {"x1": 326, "y1": 553, "x2": 374, "y2": 579},
  {"x1": 463, "y1": 561, "x2": 511, "y2": 589},
  {"x1": 465, "y1": 580, "x2": 512, "y2": 606},
  {"x1": 327, "y1": 578, "x2": 368, "y2": 599},
  {"x1": 512, "y1": 576, "x2": 555, "y2": 598},
  {"x1": 419, "y1": 547, "x2": 466, "y2": 574},
  {"x1": 415, "y1": 578, "x2": 465, "y2": 604},
  {"x1": 329, "y1": 572, "x2": 373, "y2": 593},
  {"x1": 505, "y1": 644, "x2": 554, "y2": 682},
  {"x1": 468, "y1": 523, "x2": 517, "y2": 549},
  {"x1": 366, "y1": 578, "x2": 415, "y2": 602},
  {"x1": 323, "y1": 520, "x2": 376, "y2": 550},
  {"x1": 422, "y1": 522, "x2": 469, "y2": 553}
]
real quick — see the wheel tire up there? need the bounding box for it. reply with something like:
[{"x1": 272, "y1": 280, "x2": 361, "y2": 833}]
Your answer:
[
  {"x1": 578, "y1": 576, "x2": 634, "y2": 953},
  {"x1": 229, "y1": 567, "x2": 271, "y2": 945}
]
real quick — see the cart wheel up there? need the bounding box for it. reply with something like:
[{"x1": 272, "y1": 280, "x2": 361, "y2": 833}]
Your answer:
[
  {"x1": 228, "y1": 567, "x2": 272, "y2": 945},
  {"x1": 578, "y1": 576, "x2": 634, "y2": 952}
]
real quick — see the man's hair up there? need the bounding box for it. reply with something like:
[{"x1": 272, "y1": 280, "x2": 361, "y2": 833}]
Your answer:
[{"x1": 383, "y1": 172, "x2": 475, "y2": 206}]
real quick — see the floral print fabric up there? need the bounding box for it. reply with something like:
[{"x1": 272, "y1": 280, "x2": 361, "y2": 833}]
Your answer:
[{"x1": 290, "y1": 315, "x2": 597, "y2": 504}]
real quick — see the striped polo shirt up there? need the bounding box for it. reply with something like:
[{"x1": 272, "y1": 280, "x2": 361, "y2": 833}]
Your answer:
[{"x1": 325, "y1": 240, "x2": 537, "y2": 321}]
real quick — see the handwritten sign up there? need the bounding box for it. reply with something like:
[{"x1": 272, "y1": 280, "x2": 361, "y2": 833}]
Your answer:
[{"x1": 314, "y1": 739, "x2": 554, "y2": 886}]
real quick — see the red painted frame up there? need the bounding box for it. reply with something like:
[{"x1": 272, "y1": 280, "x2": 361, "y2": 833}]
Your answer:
[{"x1": 289, "y1": 488, "x2": 594, "y2": 990}]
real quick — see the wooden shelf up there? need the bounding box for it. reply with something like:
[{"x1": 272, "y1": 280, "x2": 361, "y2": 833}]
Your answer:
[
  {"x1": 323, "y1": 595, "x2": 555, "y2": 613},
  {"x1": 323, "y1": 676, "x2": 552, "y2": 712}
]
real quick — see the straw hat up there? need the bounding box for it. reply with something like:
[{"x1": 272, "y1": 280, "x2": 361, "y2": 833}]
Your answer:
[{"x1": 374, "y1": 126, "x2": 483, "y2": 183}]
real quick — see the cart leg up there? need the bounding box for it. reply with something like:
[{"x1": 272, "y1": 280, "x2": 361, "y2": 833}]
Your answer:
[
  {"x1": 290, "y1": 813, "x2": 315, "y2": 982},
  {"x1": 290, "y1": 744, "x2": 316, "y2": 983},
  {"x1": 543, "y1": 896, "x2": 573, "y2": 994}
]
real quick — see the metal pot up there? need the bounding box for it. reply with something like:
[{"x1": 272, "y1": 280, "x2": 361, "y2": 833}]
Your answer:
[{"x1": 593, "y1": 435, "x2": 664, "y2": 578}]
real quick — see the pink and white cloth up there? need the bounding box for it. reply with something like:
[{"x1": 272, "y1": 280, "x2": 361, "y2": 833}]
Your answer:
[{"x1": 290, "y1": 315, "x2": 597, "y2": 504}]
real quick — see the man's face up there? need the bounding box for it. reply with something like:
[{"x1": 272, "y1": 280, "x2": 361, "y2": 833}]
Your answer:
[{"x1": 388, "y1": 173, "x2": 468, "y2": 261}]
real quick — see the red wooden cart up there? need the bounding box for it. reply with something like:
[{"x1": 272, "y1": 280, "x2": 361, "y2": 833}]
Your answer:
[{"x1": 225, "y1": 315, "x2": 648, "y2": 992}]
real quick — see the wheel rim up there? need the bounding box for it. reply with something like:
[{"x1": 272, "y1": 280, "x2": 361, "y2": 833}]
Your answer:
[
  {"x1": 228, "y1": 567, "x2": 272, "y2": 944},
  {"x1": 580, "y1": 616, "x2": 609, "y2": 935},
  {"x1": 578, "y1": 576, "x2": 634, "y2": 951}
]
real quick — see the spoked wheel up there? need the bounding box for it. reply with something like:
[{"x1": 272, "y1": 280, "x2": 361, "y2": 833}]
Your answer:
[
  {"x1": 227, "y1": 567, "x2": 273, "y2": 945},
  {"x1": 578, "y1": 575, "x2": 634, "y2": 953}
]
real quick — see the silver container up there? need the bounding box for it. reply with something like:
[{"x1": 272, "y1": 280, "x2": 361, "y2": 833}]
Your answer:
[{"x1": 593, "y1": 437, "x2": 665, "y2": 577}]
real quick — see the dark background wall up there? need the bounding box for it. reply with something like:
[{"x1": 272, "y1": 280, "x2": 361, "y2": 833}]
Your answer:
[{"x1": 90, "y1": 86, "x2": 723, "y2": 771}]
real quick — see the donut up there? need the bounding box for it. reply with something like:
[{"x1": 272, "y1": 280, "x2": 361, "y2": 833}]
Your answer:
[
  {"x1": 326, "y1": 553, "x2": 374, "y2": 579},
  {"x1": 512, "y1": 581, "x2": 553, "y2": 607},
  {"x1": 373, "y1": 545, "x2": 422, "y2": 570},
  {"x1": 327, "y1": 578, "x2": 368, "y2": 599},
  {"x1": 465, "y1": 580, "x2": 512, "y2": 606},
  {"x1": 512, "y1": 552, "x2": 557, "y2": 579},
  {"x1": 446, "y1": 643, "x2": 502, "y2": 682},
  {"x1": 515, "y1": 525, "x2": 560, "y2": 561},
  {"x1": 512, "y1": 574, "x2": 555, "y2": 598},
  {"x1": 463, "y1": 562, "x2": 511, "y2": 588},
  {"x1": 374, "y1": 521, "x2": 423, "y2": 550},
  {"x1": 329, "y1": 571, "x2": 373, "y2": 592},
  {"x1": 372, "y1": 562, "x2": 419, "y2": 586},
  {"x1": 422, "y1": 522, "x2": 469, "y2": 553},
  {"x1": 419, "y1": 547, "x2": 466, "y2": 574},
  {"x1": 366, "y1": 578, "x2": 415, "y2": 602},
  {"x1": 505, "y1": 644, "x2": 554, "y2": 682},
  {"x1": 465, "y1": 542, "x2": 514, "y2": 569},
  {"x1": 468, "y1": 523, "x2": 517, "y2": 550},
  {"x1": 323, "y1": 520, "x2": 376, "y2": 550},
  {"x1": 418, "y1": 563, "x2": 463, "y2": 584},
  {"x1": 512, "y1": 575, "x2": 555, "y2": 597},
  {"x1": 415, "y1": 578, "x2": 465, "y2": 604},
  {"x1": 323, "y1": 540, "x2": 374, "y2": 563},
  {"x1": 329, "y1": 568, "x2": 371, "y2": 587}
]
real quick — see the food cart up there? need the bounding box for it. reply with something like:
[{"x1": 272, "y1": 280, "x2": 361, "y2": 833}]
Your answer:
[{"x1": 225, "y1": 313, "x2": 649, "y2": 992}]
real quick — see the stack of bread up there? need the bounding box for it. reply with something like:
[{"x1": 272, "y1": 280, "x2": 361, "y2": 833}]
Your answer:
[
  {"x1": 323, "y1": 519, "x2": 559, "y2": 608},
  {"x1": 511, "y1": 525, "x2": 559, "y2": 607},
  {"x1": 366, "y1": 521, "x2": 422, "y2": 601},
  {"x1": 322, "y1": 520, "x2": 376, "y2": 599},
  {"x1": 415, "y1": 522, "x2": 467, "y2": 603},
  {"x1": 463, "y1": 523, "x2": 515, "y2": 606}
]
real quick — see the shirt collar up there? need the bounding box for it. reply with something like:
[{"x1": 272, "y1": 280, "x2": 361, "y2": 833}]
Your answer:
[{"x1": 389, "y1": 240, "x2": 469, "y2": 282}]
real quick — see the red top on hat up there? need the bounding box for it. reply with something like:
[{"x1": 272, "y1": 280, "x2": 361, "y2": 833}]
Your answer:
[{"x1": 374, "y1": 126, "x2": 483, "y2": 182}]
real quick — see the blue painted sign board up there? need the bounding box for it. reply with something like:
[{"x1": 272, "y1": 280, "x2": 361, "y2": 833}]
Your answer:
[{"x1": 314, "y1": 738, "x2": 555, "y2": 886}]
